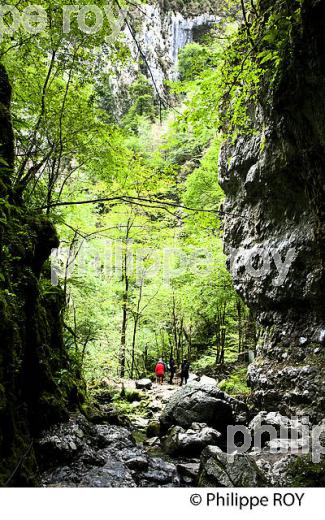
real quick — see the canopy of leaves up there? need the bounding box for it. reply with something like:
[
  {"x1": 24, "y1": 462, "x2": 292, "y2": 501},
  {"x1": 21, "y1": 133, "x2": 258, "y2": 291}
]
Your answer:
[{"x1": 1, "y1": 0, "x2": 269, "y2": 383}]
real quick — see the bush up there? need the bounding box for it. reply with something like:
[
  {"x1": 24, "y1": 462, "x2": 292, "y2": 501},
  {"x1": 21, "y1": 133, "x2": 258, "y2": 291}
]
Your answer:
[
  {"x1": 218, "y1": 366, "x2": 250, "y2": 396},
  {"x1": 178, "y1": 43, "x2": 210, "y2": 81}
]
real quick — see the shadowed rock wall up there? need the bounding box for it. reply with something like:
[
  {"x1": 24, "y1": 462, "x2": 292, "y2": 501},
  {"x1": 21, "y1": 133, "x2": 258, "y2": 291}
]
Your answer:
[
  {"x1": 0, "y1": 64, "x2": 82, "y2": 486},
  {"x1": 219, "y1": 0, "x2": 325, "y2": 420}
]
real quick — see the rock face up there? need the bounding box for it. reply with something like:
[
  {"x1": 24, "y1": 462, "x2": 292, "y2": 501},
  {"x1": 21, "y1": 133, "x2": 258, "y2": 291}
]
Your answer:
[
  {"x1": 198, "y1": 446, "x2": 269, "y2": 487},
  {"x1": 189, "y1": 374, "x2": 218, "y2": 386},
  {"x1": 159, "y1": 382, "x2": 248, "y2": 435},
  {"x1": 106, "y1": 0, "x2": 220, "y2": 115},
  {"x1": 39, "y1": 415, "x2": 180, "y2": 487},
  {"x1": 194, "y1": 408, "x2": 325, "y2": 487},
  {"x1": 176, "y1": 461, "x2": 200, "y2": 486},
  {"x1": 161, "y1": 423, "x2": 221, "y2": 456},
  {"x1": 130, "y1": 3, "x2": 217, "y2": 88},
  {"x1": 219, "y1": 0, "x2": 325, "y2": 420},
  {"x1": 0, "y1": 65, "x2": 82, "y2": 486},
  {"x1": 249, "y1": 411, "x2": 307, "y2": 443}
]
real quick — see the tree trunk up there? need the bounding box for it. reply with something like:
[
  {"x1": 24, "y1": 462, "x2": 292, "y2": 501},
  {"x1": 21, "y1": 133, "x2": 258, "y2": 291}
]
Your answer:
[
  {"x1": 130, "y1": 282, "x2": 143, "y2": 378},
  {"x1": 119, "y1": 219, "x2": 132, "y2": 378}
]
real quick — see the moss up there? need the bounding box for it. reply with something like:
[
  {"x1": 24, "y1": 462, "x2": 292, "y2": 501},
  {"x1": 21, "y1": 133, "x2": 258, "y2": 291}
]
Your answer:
[
  {"x1": 123, "y1": 389, "x2": 144, "y2": 403},
  {"x1": 0, "y1": 64, "x2": 86, "y2": 486},
  {"x1": 111, "y1": 389, "x2": 149, "y2": 418},
  {"x1": 132, "y1": 430, "x2": 146, "y2": 445},
  {"x1": 147, "y1": 420, "x2": 161, "y2": 438},
  {"x1": 0, "y1": 195, "x2": 83, "y2": 486},
  {"x1": 0, "y1": 435, "x2": 40, "y2": 487},
  {"x1": 219, "y1": 366, "x2": 251, "y2": 396},
  {"x1": 38, "y1": 392, "x2": 69, "y2": 426},
  {"x1": 287, "y1": 456, "x2": 325, "y2": 487}
]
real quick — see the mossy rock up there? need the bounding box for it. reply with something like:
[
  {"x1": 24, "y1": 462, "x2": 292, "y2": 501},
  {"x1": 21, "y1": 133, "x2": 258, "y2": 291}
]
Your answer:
[
  {"x1": 147, "y1": 420, "x2": 161, "y2": 438},
  {"x1": 0, "y1": 63, "x2": 85, "y2": 486},
  {"x1": 122, "y1": 389, "x2": 145, "y2": 403},
  {"x1": 287, "y1": 455, "x2": 325, "y2": 487}
]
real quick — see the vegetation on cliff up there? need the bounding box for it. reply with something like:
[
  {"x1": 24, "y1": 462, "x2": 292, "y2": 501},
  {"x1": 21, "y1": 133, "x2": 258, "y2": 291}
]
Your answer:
[{"x1": 0, "y1": 0, "x2": 324, "y2": 487}]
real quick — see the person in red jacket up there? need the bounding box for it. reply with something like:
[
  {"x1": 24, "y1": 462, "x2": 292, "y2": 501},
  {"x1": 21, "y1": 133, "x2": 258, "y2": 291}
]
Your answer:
[{"x1": 155, "y1": 358, "x2": 165, "y2": 385}]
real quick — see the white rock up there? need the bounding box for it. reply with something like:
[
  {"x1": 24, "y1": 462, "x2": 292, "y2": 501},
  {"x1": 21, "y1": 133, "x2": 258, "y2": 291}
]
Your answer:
[{"x1": 135, "y1": 379, "x2": 152, "y2": 390}]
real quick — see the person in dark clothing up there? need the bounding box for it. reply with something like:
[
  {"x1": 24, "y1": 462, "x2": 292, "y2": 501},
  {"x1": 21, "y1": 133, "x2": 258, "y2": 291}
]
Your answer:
[
  {"x1": 180, "y1": 359, "x2": 190, "y2": 386},
  {"x1": 169, "y1": 357, "x2": 176, "y2": 385}
]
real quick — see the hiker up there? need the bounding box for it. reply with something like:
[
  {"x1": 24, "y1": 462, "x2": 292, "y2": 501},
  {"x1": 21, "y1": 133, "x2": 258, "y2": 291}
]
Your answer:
[
  {"x1": 180, "y1": 359, "x2": 190, "y2": 386},
  {"x1": 169, "y1": 357, "x2": 176, "y2": 385},
  {"x1": 155, "y1": 358, "x2": 165, "y2": 385}
]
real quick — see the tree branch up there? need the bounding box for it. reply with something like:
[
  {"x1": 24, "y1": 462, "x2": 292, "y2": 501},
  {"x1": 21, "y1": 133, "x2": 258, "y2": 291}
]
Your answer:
[{"x1": 39, "y1": 194, "x2": 245, "y2": 217}]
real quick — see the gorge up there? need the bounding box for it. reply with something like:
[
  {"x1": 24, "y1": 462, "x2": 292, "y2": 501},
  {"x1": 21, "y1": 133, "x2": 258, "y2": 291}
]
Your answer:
[{"x1": 0, "y1": 0, "x2": 324, "y2": 488}]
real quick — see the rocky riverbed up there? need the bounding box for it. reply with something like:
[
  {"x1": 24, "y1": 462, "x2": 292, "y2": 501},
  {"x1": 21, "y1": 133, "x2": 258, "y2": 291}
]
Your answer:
[
  {"x1": 38, "y1": 380, "x2": 183, "y2": 487},
  {"x1": 37, "y1": 377, "x2": 325, "y2": 488}
]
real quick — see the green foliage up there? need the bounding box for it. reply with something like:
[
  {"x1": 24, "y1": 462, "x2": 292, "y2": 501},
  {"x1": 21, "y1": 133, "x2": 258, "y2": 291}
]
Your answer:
[
  {"x1": 121, "y1": 388, "x2": 144, "y2": 403},
  {"x1": 219, "y1": 366, "x2": 251, "y2": 396},
  {"x1": 112, "y1": 388, "x2": 148, "y2": 417},
  {"x1": 178, "y1": 43, "x2": 211, "y2": 81},
  {"x1": 173, "y1": 1, "x2": 303, "y2": 139},
  {"x1": 191, "y1": 353, "x2": 217, "y2": 372},
  {"x1": 1, "y1": 0, "x2": 265, "y2": 395},
  {"x1": 122, "y1": 75, "x2": 158, "y2": 130}
]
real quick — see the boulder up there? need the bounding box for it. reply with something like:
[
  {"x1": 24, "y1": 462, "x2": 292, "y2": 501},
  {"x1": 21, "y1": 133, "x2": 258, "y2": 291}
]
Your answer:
[
  {"x1": 137, "y1": 457, "x2": 180, "y2": 487},
  {"x1": 133, "y1": 417, "x2": 149, "y2": 430},
  {"x1": 147, "y1": 420, "x2": 161, "y2": 438},
  {"x1": 37, "y1": 414, "x2": 94, "y2": 466},
  {"x1": 250, "y1": 450, "x2": 325, "y2": 487},
  {"x1": 177, "y1": 461, "x2": 200, "y2": 486},
  {"x1": 119, "y1": 447, "x2": 149, "y2": 471},
  {"x1": 160, "y1": 382, "x2": 248, "y2": 434},
  {"x1": 249, "y1": 411, "x2": 307, "y2": 449},
  {"x1": 198, "y1": 375, "x2": 218, "y2": 386},
  {"x1": 188, "y1": 373, "x2": 201, "y2": 383},
  {"x1": 40, "y1": 416, "x2": 179, "y2": 488},
  {"x1": 198, "y1": 446, "x2": 269, "y2": 487},
  {"x1": 87, "y1": 406, "x2": 124, "y2": 426},
  {"x1": 94, "y1": 424, "x2": 135, "y2": 450},
  {"x1": 188, "y1": 374, "x2": 217, "y2": 385},
  {"x1": 266, "y1": 438, "x2": 309, "y2": 452},
  {"x1": 135, "y1": 379, "x2": 152, "y2": 390},
  {"x1": 80, "y1": 446, "x2": 107, "y2": 466},
  {"x1": 162, "y1": 423, "x2": 221, "y2": 456},
  {"x1": 125, "y1": 456, "x2": 149, "y2": 471},
  {"x1": 144, "y1": 436, "x2": 160, "y2": 447},
  {"x1": 80, "y1": 458, "x2": 137, "y2": 487},
  {"x1": 249, "y1": 411, "x2": 292, "y2": 433},
  {"x1": 149, "y1": 400, "x2": 163, "y2": 412},
  {"x1": 37, "y1": 434, "x2": 83, "y2": 464}
]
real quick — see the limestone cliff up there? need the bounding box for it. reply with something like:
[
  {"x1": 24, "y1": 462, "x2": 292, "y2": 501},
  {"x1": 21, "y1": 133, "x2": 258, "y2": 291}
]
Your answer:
[
  {"x1": 105, "y1": 0, "x2": 221, "y2": 115},
  {"x1": 219, "y1": 0, "x2": 325, "y2": 421}
]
